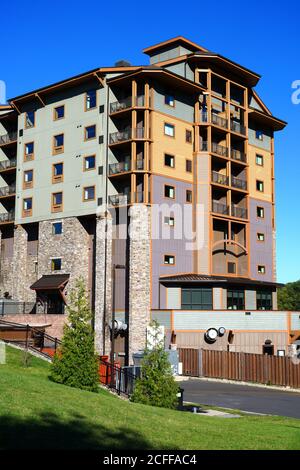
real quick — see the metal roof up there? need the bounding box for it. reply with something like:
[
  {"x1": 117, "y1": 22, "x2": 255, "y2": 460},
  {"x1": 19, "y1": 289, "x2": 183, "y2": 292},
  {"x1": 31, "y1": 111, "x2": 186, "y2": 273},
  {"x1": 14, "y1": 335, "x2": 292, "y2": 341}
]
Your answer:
[{"x1": 30, "y1": 274, "x2": 70, "y2": 290}]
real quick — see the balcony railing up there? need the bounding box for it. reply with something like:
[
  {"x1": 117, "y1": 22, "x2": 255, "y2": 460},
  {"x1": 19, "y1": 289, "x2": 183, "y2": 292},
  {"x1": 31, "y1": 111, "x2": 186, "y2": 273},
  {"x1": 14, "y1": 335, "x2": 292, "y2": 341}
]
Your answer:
[
  {"x1": 110, "y1": 95, "x2": 145, "y2": 114},
  {"x1": 135, "y1": 159, "x2": 144, "y2": 170},
  {"x1": 109, "y1": 127, "x2": 145, "y2": 144},
  {"x1": 0, "y1": 158, "x2": 17, "y2": 171},
  {"x1": 231, "y1": 205, "x2": 248, "y2": 219},
  {"x1": 231, "y1": 149, "x2": 247, "y2": 163},
  {"x1": 212, "y1": 142, "x2": 228, "y2": 157},
  {"x1": 0, "y1": 131, "x2": 17, "y2": 146},
  {"x1": 0, "y1": 184, "x2": 16, "y2": 197},
  {"x1": 212, "y1": 171, "x2": 229, "y2": 186},
  {"x1": 199, "y1": 112, "x2": 228, "y2": 129},
  {"x1": 0, "y1": 210, "x2": 15, "y2": 223},
  {"x1": 230, "y1": 120, "x2": 246, "y2": 135},
  {"x1": 231, "y1": 176, "x2": 247, "y2": 191},
  {"x1": 199, "y1": 141, "x2": 208, "y2": 152},
  {"x1": 212, "y1": 201, "x2": 229, "y2": 215},
  {"x1": 108, "y1": 193, "x2": 131, "y2": 206},
  {"x1": 109, "y1": 161, "x2": 131, "y2": 175}
]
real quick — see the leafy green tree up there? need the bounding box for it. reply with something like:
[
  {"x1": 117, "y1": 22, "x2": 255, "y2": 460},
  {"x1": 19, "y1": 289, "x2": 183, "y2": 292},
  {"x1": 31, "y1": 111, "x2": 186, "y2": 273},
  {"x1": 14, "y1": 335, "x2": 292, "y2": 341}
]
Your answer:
[
  {"x1": 50, "y1": 278, "x2": 99, "y2": 392},
  {"x1": 278, "y1": 280, "x2": 300, "y2": 311},
  {"x1": 131, "y1": 321, "x2": 179, "y2": 409}
]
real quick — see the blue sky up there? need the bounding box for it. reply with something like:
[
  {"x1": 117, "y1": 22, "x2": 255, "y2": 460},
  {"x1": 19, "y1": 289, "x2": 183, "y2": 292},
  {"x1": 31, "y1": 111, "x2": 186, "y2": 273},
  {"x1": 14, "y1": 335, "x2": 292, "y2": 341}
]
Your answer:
[{"x1": 1, "y1": 0, "x2": 299, "y2": 283}]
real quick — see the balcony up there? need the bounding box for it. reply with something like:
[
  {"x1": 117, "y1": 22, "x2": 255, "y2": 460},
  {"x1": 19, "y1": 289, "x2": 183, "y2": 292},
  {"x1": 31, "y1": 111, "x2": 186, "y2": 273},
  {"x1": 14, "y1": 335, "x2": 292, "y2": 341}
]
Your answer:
[
  {"x1": 109, "y1": 161, "x2": 131, "y2": 175},
  {"x1": 230, "y1": 121, "x2": 246, "y2": 136},
  {"x1": 212, "y1": 171, "x2": 229, "y2": 187},
  {"x1": 0, "y1": 131, "x2": 17, "y2": 146},
  {"x1": 0, "y1": 210, "x2": 15, "y2": 224},
  {"x1": 231, "y1": 176, "x2": 247, "y2": 191},
  {"x1": 199, "y1": 112, "x2": 228, "y2": 129},
  {"x1": 0, "y1": 158, "x2": 17, "y2": 172},
  {"x1": 109, "y1": 127, "x2": 145, "y2": 145},
  {"x1": 108, "y1": 193, "x2": 131, "y2": 206},
  {"x1": 110, "y1": 95, "x2": 145, "y2": 114},
  {"x1": 0, "y1": 184, "x2": 16, "y2": 198},
  {"x1": 212, "y1": 200, "x2": 229, "y2": 215},
  {"x1": 199, "y1": 141, "x2": 208, "y2": 152},
  {"x1": 212, "y1": 142, "x2": 228, "y2": 158},
  {"x1": 231, "y1": 149, "x2": 247, "y2": 163},
  {"x1": 231, "y1": 205, "x2": 248, "y2": 219}
]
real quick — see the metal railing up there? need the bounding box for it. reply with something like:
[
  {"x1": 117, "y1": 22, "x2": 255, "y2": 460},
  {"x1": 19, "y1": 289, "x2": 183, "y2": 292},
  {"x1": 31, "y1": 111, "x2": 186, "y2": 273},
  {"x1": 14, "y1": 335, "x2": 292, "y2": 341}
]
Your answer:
[
  {"x1": 230, "y1": 120, "x2": 246, "y2": 135},
  {"x1": 0, "y1": 301, "x2": 36, "y2": 315},
  {"x1": 0, "y1": 211, "x2": 15, "y2": 223},
  {"x1": 212, "y1": 201, "x2": 229, "y2": 215},
  {"x1": 212, "y1": 142, "x2": 228, "y2": 157},
  {"x1": 231, "y1": 148, "x2": 247, "y2": 163},
  {"x1": 231, "y1": 176, "x2": 247, "y2": 191},
  {"x1": 0, "y1": 184, "x2": 16, "y2": 197},
  {"x1": 0, "y1": 158, "x2": 17, "y2": 171},
  {"x1": 0, "y1": 131, "x2": 17, "y2": 146},
  {"x1": 109, "y1": 161, "x2": 131, "y2": 175},
  {"x1": 231, "y1": 204, "x2": 248, "y2": 219},
  {"x1": 212, "y1": 171, "x2": 229, "y2": 186},
  {"x1": 211, "y1": 113, "x2": 228, "y2": 129},
  {"x1": 0, "y1": 319, "x2": 61, "y2": 360},
  {"x1": 108, "y1": 193, "x2": 131, "y2": 206},
  {"x1": 99, "y1": 358, "x2": 138, "y2": 397},
  {"x1": 109, "y1": 127, "x2": 145, "y2": 144},
  {"x1": 199, "y1": 141, "x2": 208, "y2": 152},
  {"x1": 110, "y1": 95, "x2": 145, "y2": 114}
]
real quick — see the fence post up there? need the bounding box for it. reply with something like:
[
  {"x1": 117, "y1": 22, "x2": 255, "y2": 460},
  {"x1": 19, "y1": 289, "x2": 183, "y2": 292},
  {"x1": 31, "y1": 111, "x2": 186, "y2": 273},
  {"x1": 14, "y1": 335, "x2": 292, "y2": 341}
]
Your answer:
[
  {"x1": 25, "y1": 324, "x2": 29, "y2": 350},
  {"x1": 118, "y1": 369, "x2": 122, "y2": 395},
  {"x1": 198, "y1": 349, "x2": 203, "y2": 377}
]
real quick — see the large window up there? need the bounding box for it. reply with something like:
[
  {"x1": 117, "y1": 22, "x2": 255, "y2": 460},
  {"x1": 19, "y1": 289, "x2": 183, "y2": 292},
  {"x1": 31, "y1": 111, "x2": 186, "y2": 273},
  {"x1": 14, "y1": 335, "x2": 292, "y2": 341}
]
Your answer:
[
  {"x1": 227, "y1": 289, "x2": 245, "y2": 310},
  {"x1": 181, "y1": 288, "x2": 213, "y2": 310},
  {"x1": 257, "y1": 291, "x2": 273, "y2": 310}
]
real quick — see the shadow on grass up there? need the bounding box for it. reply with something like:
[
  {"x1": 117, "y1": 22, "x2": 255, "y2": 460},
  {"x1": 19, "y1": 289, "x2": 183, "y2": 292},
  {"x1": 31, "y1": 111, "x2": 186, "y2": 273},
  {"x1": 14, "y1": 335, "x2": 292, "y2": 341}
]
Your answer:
[{"x1": 0, "y1": 411, "x2": 151, "y2": 450}]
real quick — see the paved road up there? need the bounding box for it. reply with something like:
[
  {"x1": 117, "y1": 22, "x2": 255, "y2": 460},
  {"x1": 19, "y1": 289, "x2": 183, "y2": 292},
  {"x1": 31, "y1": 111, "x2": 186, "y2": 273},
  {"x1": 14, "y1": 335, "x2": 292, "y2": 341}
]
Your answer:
[{"x1": 179, "y1": 379, "x2": 300, "y2": 419}]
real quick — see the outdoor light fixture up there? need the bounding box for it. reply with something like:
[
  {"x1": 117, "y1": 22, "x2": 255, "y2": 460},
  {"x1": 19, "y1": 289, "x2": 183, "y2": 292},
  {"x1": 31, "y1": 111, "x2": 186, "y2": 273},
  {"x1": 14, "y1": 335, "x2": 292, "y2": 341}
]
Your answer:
[
  {"x1": 218, "y1": 327, "x2": 226, "y2": 337},
  {"x1": 204, "y1": 328, "x2": 218, "y2": 343}
]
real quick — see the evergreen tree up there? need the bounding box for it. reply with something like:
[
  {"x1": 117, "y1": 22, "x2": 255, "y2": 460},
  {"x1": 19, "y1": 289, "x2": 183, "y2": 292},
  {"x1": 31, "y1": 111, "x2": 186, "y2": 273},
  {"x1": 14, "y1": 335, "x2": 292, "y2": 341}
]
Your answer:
[
  {"x1": 131, "y1": 321, "x2": 179, "y2": 409},
  {"x1": 50, "y1": 278, "x2": 99, "y2": 392}
]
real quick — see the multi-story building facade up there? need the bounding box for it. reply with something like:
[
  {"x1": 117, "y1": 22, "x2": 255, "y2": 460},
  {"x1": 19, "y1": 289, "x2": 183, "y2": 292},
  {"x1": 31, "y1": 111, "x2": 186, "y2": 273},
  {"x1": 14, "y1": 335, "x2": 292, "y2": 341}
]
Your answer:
[{"x1": 1, "y1": 36, "x2": 297, "y2": 361}]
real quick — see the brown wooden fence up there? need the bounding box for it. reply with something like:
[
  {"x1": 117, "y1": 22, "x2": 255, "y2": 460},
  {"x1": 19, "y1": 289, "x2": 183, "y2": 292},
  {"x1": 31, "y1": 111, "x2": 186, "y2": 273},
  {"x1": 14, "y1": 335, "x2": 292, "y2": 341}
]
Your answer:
[{"x1": 178, "y1": 348, "x2": 300, "y2": 389}]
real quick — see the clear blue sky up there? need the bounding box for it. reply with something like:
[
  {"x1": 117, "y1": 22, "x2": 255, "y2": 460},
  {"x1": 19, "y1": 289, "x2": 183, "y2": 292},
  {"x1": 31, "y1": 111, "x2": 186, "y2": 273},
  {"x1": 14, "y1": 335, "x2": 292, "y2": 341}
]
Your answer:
[{"x1": 1, "y1": 0, "x2": 299, "y2": 283}]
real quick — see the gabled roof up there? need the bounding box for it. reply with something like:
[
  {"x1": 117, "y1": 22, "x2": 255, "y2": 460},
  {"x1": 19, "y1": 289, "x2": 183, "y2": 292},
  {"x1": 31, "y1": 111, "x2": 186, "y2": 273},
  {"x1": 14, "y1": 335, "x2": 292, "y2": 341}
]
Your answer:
[{"x1": 143, "y1": 36, "x2": 208, "y2": 55}]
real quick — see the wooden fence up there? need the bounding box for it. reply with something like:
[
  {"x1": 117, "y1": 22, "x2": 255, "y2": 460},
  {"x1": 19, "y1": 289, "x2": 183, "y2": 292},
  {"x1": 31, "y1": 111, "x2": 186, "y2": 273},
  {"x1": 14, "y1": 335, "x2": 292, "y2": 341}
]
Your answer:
[{"x1": 178, "y1": 348, "x2": 300, "y2": 389}]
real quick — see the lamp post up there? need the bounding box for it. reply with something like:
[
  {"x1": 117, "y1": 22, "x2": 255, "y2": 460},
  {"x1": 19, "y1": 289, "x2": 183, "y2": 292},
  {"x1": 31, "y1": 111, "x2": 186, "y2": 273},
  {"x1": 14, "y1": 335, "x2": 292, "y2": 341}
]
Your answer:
[{"x1": 111, "y1": 264, "x2": 126, "y2": 371}]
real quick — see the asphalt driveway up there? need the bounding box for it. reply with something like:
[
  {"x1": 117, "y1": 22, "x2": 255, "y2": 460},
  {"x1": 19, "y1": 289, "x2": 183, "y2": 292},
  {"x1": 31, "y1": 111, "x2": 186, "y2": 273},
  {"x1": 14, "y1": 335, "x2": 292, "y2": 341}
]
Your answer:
[{"x1": 179, "y1": 379, "x2": 300, "y2": 419}]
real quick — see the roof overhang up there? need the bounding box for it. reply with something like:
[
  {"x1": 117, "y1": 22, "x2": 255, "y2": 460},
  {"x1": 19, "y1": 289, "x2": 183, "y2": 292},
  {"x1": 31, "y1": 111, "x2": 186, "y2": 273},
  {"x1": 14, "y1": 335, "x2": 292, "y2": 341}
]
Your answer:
[
  {"x1": 30, "y1": 274, "x2": 70, "y2": 291},
  {"x1": 248, "y1": 108, "x2": 287, "y2": 131},
  {"x1": 107, "y1": 67, "x2": 205, "y2": 94},
  {"x1": 159, "y1": 273, "x2": 283, "y2": 289}
]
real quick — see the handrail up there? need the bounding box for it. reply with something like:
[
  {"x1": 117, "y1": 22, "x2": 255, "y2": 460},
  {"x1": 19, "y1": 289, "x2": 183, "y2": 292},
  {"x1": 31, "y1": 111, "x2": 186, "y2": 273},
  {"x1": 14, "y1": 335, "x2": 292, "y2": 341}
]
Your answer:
[
  {"x1": 0, "y1": 158, "x2": 17, "y2": 171},
  {"x1": 212, "y1": 201, "x2": 229, "y2": 215},
  {"x1": 99, "y1": 358, "x2": 138, "y2": 396},
  {"x1": 0, "y1": 184, "x2": 16, "y2": 197},
  {"x1": 0, "y1": 131, "x2": 17, "y2": 145},
  {"x1": 212, "y1": 171, "x2": 229, "y2": 186},
  {"x1": 231, "y1": 148, "x2": 247, "y2": 163},
  {"x1": 212, "y1": 142, "x2": 228, "y2": 157}
]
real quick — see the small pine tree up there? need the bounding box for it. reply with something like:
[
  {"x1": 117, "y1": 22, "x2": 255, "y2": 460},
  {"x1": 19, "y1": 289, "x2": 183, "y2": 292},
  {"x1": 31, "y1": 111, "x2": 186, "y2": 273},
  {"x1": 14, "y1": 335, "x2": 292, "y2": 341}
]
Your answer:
[
  {"x1": 50, "y1": 278, "x2": 99, "y2": 392},
  {"x1": 131, "y1": 321, "x2": 179, "y2": 409}
]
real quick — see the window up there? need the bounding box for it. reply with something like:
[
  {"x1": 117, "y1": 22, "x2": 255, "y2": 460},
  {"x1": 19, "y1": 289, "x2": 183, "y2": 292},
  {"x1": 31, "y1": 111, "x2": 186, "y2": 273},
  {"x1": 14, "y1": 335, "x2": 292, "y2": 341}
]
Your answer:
[
  {"x1": 22, "y1": 197, "x2": 32, "y2": 217},
  {"x1": 51, "y1": 258, "x2": 62, "y2": 271},
  {"x1": 84, "y1": 125, "x2": 96, "y2": 141},
  {"x1": 52, "y1": 162, "x2": 64, "y2": 183},
  {"x1": 257, "y1": 291, "x2": 273, "y2": 310},
  {"x1": 164, "y1": 123, "x2": 175, "y2": 137},
  {"x1": 164, "y1": 254, "x2": 175, "y2": 265},
  {"x1": 23, "y1": 169, "x2": 33, "y2": 189},
  {"x1": 83, "y1": 186, "x2": 95, "y2": 201},
  {"x1": 257, "y1": 206, "x2": 264, "y2": 218},
  {"x1": 256, "y1": 154, "x2": 264, "y2": 166},
  {"x1": 85, "y1": 90, "x2": 97, "y2": 110},
  {"x1": 255, "y1": 130, "x2": 264, "y2": 141},
  {"x1": 165, "y1": 94, "x2": 175, "y2": 107},
  {"x1": 186, "y1": 159, "x2": 192, "y2": 173},
  {"x1": 164, "y1": 154, "x2": 175, "y2": 168},
  {"x1": 83, "y1": 155, "x2": 96, "y2": 171},
  {"x1": 25, "y1": 111, "x2": 35, "y2": 128},
  {"x1": 53, "y1": 134, "x2": 64, "y2": 154},
  {"x1": 24, "y1": 142, "x2": 34, "y2": 161},
  {"x1": 52, "y1": 222, "x2": 63, "y2": 235},
  {"x1": 227, "y1": 289, "x2": 245, "y2": 310},
  {"x1": 186, "y1": 129, "x2": 192, "y2": 143},
  {"x1": 54, "y1": 105, "x2": 65, "y2": 120},
  {"x1": 52, "y1": 192, "x2": 63, "y2": 212},
  {"x1": 257, "y1": 232, "x2": 265, "y2": 242},
  {"x1": 164, "y1": 216, "x2": 175, "y2": 227},
  {"x1": 256, "y1": 180, "x2": 264, "y2": 192},
  {"x1": 186, "y1": 189, "x2": 192, "y2": 203},
  {"x1": 182, "y1": 288, "x2": 213, "y2": 310},
  {"x1": 227, "y1": 262, "x2": 236, "y2": 274},
  {"x1": 257, "y1": 265, "x2": 266, "y2": 274},
  {"x1": 164, "y1": 185, "x2": 175, "y2": 199}
]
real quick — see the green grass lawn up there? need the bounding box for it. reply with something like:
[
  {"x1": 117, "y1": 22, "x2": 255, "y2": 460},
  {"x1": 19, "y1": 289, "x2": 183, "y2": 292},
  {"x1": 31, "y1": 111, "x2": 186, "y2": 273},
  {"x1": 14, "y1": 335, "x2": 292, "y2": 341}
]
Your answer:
[{"x1": 0, "y1": 346, "x2": 299, "y2": 450}]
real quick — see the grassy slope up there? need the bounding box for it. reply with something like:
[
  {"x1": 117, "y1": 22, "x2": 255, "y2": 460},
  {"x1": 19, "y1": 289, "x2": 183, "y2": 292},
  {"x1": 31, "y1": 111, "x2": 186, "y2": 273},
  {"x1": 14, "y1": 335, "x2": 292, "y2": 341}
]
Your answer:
[{"x1": 0, "y1": 346, "x2": 299, "y2": 450}]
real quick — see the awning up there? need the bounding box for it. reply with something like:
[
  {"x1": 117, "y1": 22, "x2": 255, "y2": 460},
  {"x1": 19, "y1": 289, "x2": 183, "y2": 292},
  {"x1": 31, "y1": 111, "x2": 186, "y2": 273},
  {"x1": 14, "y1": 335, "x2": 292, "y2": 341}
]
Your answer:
[
  {"x1": 30, "y1": 274, "x2": 70, "y2": 291},
  {"x1": 159, "y1": 273, "x2": 284, "y2": 288}
]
